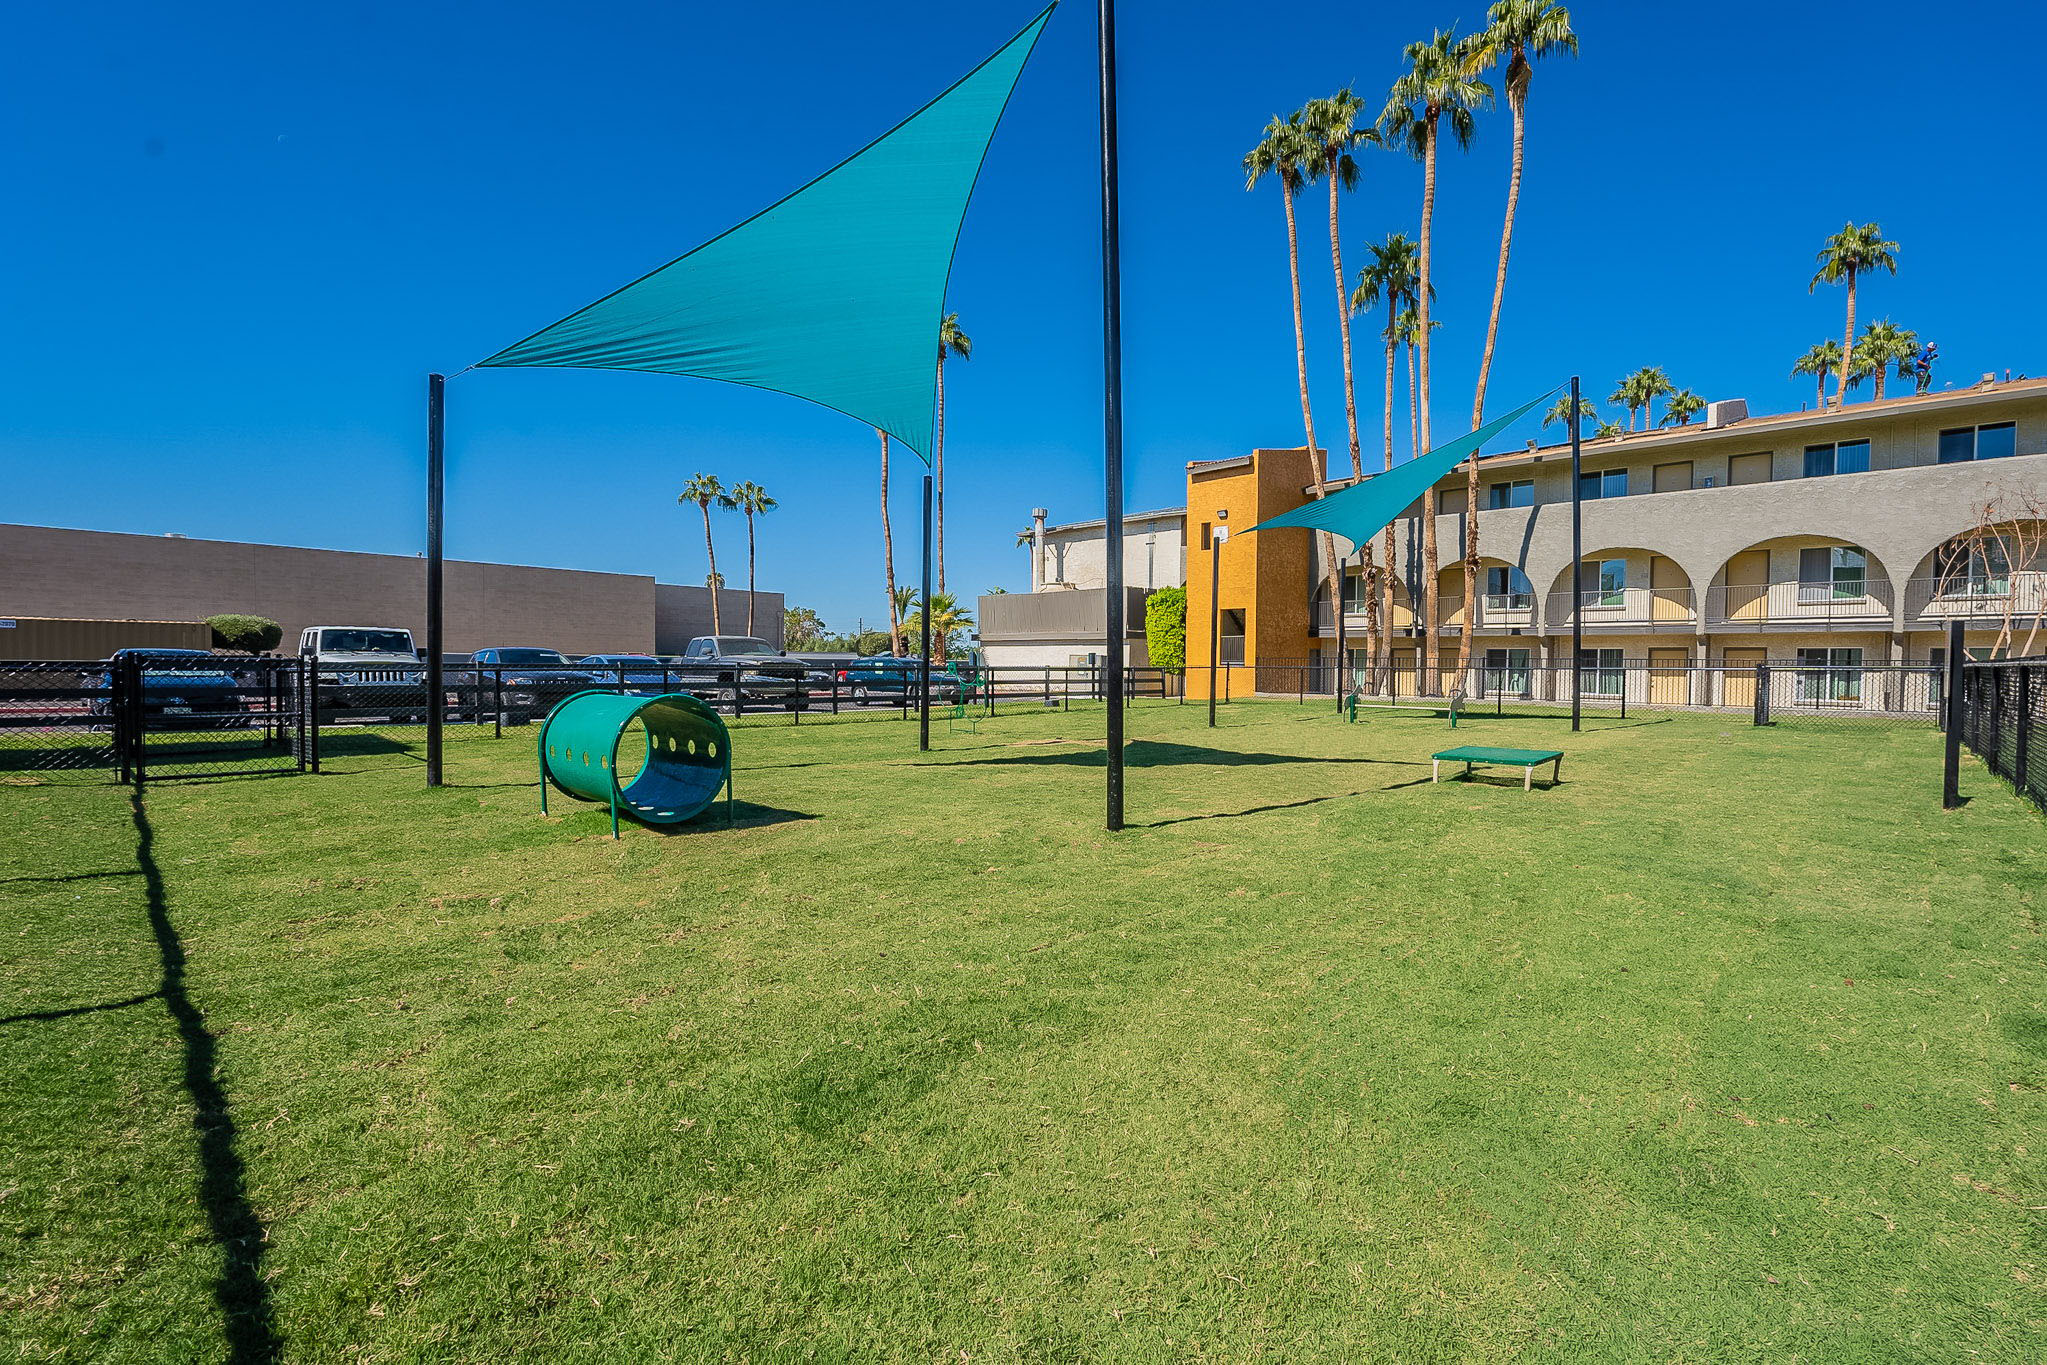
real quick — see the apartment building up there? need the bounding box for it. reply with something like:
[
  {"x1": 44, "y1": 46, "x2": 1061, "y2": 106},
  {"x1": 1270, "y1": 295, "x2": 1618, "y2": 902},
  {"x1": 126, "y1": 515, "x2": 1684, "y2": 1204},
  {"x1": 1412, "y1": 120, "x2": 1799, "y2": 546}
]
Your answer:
[
  {"x1": 978, "y1": 506, "x2": 1185, "y2": 668},
  {"x1": 1179, "y1": 376, "x2": 2047, "y2": 705}
]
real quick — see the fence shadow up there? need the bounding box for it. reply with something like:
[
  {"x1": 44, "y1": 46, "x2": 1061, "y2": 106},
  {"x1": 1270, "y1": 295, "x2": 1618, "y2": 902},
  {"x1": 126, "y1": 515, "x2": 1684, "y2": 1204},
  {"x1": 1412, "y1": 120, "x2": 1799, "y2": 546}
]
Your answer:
[
  {"x1": 1142, "y1": 776, "x2": 1436, "y2": 828},
  {"x1": 931, "y1": 740, "x2": 1418, "y2": 771}
]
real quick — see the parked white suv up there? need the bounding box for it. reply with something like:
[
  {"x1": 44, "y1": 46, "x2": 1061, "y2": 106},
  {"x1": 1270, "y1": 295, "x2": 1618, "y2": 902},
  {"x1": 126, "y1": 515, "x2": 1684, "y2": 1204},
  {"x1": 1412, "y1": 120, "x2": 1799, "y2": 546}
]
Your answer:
[{"x1": 300, "y1": 625, "x2": 430, "y2": 721}]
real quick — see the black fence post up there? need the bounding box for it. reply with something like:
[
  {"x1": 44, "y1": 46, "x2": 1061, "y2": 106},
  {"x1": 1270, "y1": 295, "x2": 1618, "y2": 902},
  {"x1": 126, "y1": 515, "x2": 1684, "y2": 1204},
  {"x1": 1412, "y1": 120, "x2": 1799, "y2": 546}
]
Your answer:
[
  {"x1": 1943, "y1": 620, "x2": 1965, "y2": 809},
  {"x1": 2013, "y1": 665, "x2": 2031, "y2": 794},
  {"x1": 125, "y1": 653, "x2": 146, "y2": 786},
  {"x1": 493, "y1": 668, "x2": 503, "y2": 740},
  {"x1": 1753, "y1": 662, "x2": 1770, "y2": 726}
]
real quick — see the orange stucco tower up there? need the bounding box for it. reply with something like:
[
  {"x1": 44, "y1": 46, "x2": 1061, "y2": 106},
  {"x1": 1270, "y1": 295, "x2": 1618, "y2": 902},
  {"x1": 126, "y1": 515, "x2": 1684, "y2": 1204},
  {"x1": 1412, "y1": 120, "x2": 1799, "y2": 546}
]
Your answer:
[{"x1": 1184, "y1": 447, "x2": 1317, "y2": 700}]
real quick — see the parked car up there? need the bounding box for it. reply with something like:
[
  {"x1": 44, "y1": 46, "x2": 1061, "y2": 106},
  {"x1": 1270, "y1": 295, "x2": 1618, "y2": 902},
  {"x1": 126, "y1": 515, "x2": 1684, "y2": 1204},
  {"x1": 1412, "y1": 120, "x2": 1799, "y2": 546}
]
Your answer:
[
  {"x1": 468, "y1": 648, "x2": 604, "y2": 716},
  {"x1": 90, "y1": 649, "x2": 248, "y2": 729},
  {"x1": 576, "y1": 654, "x2": 675, "y2": 695},
  {"x1": 300, "y1": 625, "x2": 430, "y2": 722},
  {"x1": 669, "y1": 636, "x2": 810, "y2": 708},
  {"x1": 834, "y1": 656, "x2": 965, "y2": 703}
]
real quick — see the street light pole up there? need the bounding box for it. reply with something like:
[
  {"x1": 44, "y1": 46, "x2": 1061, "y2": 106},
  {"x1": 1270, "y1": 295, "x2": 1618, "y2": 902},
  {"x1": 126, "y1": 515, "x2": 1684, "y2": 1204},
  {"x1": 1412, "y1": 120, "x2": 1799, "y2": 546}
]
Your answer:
[
  {"x1": 1097, "y1": 0, "x2": 1127, "y2": 831},
  {"x1": 1569, "y1": 373, "x2": 1583, "y2": 733},
  {"x1": 1208, "y1": 523, "x2": 1227, "y2": 727}
]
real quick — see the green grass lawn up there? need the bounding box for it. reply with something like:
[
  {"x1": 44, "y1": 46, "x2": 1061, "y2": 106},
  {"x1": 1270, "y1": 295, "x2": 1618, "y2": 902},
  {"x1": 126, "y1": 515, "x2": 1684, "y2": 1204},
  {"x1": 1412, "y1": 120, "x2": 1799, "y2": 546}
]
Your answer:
[{"x1": 3, "y1": 700, "x2": 2043, "y2": 1362}]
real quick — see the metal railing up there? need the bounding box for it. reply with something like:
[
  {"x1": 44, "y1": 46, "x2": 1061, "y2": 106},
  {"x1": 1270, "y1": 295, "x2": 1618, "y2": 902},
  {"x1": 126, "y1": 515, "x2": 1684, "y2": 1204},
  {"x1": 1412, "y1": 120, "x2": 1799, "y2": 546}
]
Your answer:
[
  {"x1": 1541, "y1": 586, "x2": 1696, "y2": 629},
  {"x1": 1904, "y1": 574, "x2": 2047, "y2": 626},
  {"x1": 1955, "y1": 656, "x2": 2044, "y2": 812},
  {"x1": 1705, "y1": 579, "x2": 1896, "y2": 624}
]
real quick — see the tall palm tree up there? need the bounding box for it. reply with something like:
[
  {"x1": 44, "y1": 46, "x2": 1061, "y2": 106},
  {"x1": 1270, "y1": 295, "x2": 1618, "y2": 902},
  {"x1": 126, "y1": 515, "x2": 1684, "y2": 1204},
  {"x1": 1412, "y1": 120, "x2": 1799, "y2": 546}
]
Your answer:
[
  {"x1": 1660, "y1": 390, "x2": 1705, "y2": 426},
  {"x1": 1455, "y1": 2, "x2": 1576, "y2": 684},
  {"x1": 1593, "y1": 419, "x2": 1626, "y2": 440},
  {"x1": 1543, "y1": 394, "x2": 1595, "y2": 431},
  {"x1": 1015, "y1": 526, "x2": 1035, "y2": 585},
  {"x1": 1636, "y1": 365, "x2": 1674, "y2": 429},
  {"x1": 678, "y1": 473, "x2": 726, "y2": 634},
  {"x1": 1790, "y1": 340, "x2": 1843, "y2": 410},
  {"x1": 1606, "y1": 374, "x2": 1643, "y2": 432},
  {"x1": 1810, "y1": 222, "x2": 1899, "y2": 407},
  {"x1": 1381, "y1": 30, "x2": 1490, "y2": 694},
  {"x1": 722, "y1": 480, "x2": 776, "y2": 635},
  {"x1": 891, "y1": 586, "x2": 919, "y2": 656},
  {"x1": 908, "y1": 592, "x2": 974, "y2": 662},
  {"x1": 934, "y1": 313, "x2": 972, "y2": 594},
  {"x1": 1849, "y1": 319, "x2": 1918, "y2": 401},
  {"x1": 877, "y1": 430, "x2": 902, "y2": 656},
  {"x1": 1353, "y1": 233, "x2": 1425, "y2": 690},
  {"x1": 1303, "y1": 90, "x2": 1378, "y2": 483},
  {"x1": 1244, "y1": 111, "x2": 1343, "y2": 671}
]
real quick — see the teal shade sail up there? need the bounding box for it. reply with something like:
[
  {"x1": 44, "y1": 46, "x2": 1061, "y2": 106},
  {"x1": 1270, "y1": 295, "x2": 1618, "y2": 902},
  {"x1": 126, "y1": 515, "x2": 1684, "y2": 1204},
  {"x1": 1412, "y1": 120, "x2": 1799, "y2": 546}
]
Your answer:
[
  {"x1": 1241, "y1": 389, "x2": 1561, "y2": 549},
  {"x1": 475, "y1": 5, "x2": 1055, "y2": 461}
]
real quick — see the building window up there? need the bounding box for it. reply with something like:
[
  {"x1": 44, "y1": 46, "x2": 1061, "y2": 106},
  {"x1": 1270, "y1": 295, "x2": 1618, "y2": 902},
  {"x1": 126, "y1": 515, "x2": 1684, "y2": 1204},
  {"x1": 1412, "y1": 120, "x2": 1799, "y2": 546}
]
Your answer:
[
  {"x1": 1483, "y1": 647, "x2": 1531, "y2": 697},
  {"x1": 1803, "y1": 439, "x2": 1870, "y2": 477},
  {"x1": 1796, "y1": 647, "x2": 1864, "y2": 703},
  {"x1": 1341, "y1": 567, "x2": 1371, "y2": 612},
  {"x1": 1938, "y1": 422, "x2": 2017, "y2": 463},
  {"x1": 1484, "y1": 566, "x2": 1532, "y2": 609},
  {"x1": 1488, "y1": 479, "x2": 1534, "y2": 509},
  {"x1": 1577, "y1": 468, "x2": 1628, "y2": 500},
  {"x1": 1797, "y1": 546, "x2": 1867, "y2": 602},
  {"x1": 1219, "y1": 609, "x2": 1245, "y2": 665},
  {"x1": 1579, "y1": 558, "x2": 1627, "y2": 607},
  {"x1": 1577, "y1": 648, "x2": 1624, "y2": 697},
  {"x1": 1934, "y1": 540, "x2": 2010, "y2": 595},
  {"x1": 1198, "y1": 520, "x2": 1212, "y2": 551}
]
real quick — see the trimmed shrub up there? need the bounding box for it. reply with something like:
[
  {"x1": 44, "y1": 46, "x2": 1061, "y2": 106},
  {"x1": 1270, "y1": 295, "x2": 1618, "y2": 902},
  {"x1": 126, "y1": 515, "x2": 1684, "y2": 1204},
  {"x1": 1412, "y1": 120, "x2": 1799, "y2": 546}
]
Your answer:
[
  {"x1": 206, "y1": 614, "x2": 282, "y2": 654},
  {"x1": 1144, "y1": 586, "x2": 1186, "y2": 673}
]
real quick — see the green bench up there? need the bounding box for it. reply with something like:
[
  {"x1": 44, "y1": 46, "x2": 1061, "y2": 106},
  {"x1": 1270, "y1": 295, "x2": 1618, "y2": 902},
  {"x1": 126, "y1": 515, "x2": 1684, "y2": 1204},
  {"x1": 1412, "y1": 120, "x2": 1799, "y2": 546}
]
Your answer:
[{"x1": 1432, "y1": 745, "x2": 1564, "y2": 791}]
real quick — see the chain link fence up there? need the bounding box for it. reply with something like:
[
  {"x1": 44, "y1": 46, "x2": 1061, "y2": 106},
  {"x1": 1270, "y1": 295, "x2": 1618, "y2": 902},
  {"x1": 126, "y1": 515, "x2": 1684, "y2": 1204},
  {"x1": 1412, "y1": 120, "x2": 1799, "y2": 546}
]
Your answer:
[{"x1": 1956, "y1": 656, "x2": 2045, "y2": 811}]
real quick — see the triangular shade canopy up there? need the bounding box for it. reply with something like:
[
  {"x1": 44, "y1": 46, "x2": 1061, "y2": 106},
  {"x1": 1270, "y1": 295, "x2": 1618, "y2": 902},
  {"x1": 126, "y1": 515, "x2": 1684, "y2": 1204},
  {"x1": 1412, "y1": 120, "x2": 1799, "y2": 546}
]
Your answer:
[
  {"x1": 1242, "y1": 389, "x2": 1560, "y2": 548},
  {"x1": 475, "y1": 5, "x2": 1055, "y2": 461}
]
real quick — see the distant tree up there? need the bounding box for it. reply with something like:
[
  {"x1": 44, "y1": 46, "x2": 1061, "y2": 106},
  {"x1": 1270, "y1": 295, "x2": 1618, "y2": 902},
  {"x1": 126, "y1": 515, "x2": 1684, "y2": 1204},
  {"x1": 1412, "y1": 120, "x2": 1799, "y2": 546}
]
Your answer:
[
  {"x1": 1660, "y1": 390, "x2": 1705, "y2": 426},
  {"x1": 935, "y1": 313, "x2": 972, "y2": 593},
  {"x1": 985, "y1": 585, "x2": 1009, "y2": 595},
  {"x1": 1594, "y1": 419, "x2": 1626, "y2": 440},
  {"x1": 1847, "y1": 319, "x2": 1918, "y2": 401},
  {"x1": 783, "y1": 606, "x2": 828, "y2": 650},
  {"x1": 907, "y1": 592, "x2": 973, "y2": 661},
  {"x1": 704, "y1": 571, "x2": 725, "y2": 591},
  {"x1": 1542, "y1": 394, "x2": 1595, "y2": 432},
  {"x1": 1144, "y1": 586, "x2": 1188, "y2": 673},
  {"x1": 679, "y1": 472, "x2": 726, "y2": 633},
  {"x1": 206, "y1": 614, "x2": 281, "y2": 654},
  {"x1": 1810, "y1": 221, "x2": 1899, "y2": 406},
  {"x1": 722, "y1": 480, "x2": 776, "y2": 634},
  {"x1": 877, "y1": 430, "x2": 900, "y2": 656},
  {"x1": 890, "y1": 585, "x2": 918, "y2": 656},
  {"x1": 1790, "y1": 339, "x2": 1843, "y2": 409}
]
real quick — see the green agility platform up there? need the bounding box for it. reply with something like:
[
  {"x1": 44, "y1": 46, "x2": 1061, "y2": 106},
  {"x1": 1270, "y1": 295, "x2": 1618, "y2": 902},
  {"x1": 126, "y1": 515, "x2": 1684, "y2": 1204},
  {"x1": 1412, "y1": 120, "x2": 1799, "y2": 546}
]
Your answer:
[
  {"x1": 1431, "y1": 745, "x2": 1564, "y2": 791},
  {"x1": 539, "y1": 691, "x2": 732, "y2": 836}
]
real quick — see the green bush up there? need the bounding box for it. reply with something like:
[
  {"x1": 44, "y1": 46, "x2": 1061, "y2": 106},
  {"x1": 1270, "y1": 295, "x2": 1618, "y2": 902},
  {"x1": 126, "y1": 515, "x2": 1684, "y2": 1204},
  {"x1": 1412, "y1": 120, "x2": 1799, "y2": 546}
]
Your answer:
[
  {"x1": 1144, "y1": 586, "x2": 1186, "y2": 673},
  {"x1": 206, "y1": 614, "x2": 283, "y2": 654}
]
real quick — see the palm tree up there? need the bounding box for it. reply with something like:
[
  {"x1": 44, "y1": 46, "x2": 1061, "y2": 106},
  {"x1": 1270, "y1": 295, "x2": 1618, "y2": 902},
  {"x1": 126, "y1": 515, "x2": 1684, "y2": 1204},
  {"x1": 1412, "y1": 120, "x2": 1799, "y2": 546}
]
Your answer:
[
  {"x1": 877, "y1": 430, "x2": 901, "y2": 656},
  {"x1": 1660, "y1": 390, "x2": 1705, "y2": 426},
  {"x1": 722, "y1": 480, "x2": 776, "y2": 635},
  {"x1": 934, "y1": 313, "x2": 972, "y2": 594},
  {"x1": 1810, "y1": 222, "x2": 1899, "y2": 407},
  {"x1": 1790, "y1": 340, "x2": 1843, "y2": 410},
  {"x1": 1594, "y1": 419, "x2": 1626, "y2": 440},
  {"x1": 1848, "y1": 319, "x2": 1918, "y2": 401},
  {"x1": 704, "y1": 571, "x2": 725, "y2": 590},
  {"x1": 1455, "y1": 2, "x2": 1576, "y2": 686},
  {"x1": 908, "y1": 591, "x2": 974, "y2": 661},
  {"x1": 1543, "y1": 394, "x2": 1595, "y2": 431},
  {"x1": 1382, "y1": 30, "x2": 1491, "y2": 694},
  {"x1": 891, "y1": 586, "x2": 919, "y2": 656},
  {"x1": 678, "y1": 473, "x2": 726, "y2": 634},
  {"x1": 1609, "y1": 366, "x2": 1673, "y2": 431},
  {"x1": 1606, "y1": 374, "x2": 1642, "y2": 432},
  {"x1": 1245, "y1": 111, "x2": 1343, "y2": 675},
  {"x1": 1303, "y1": 91, "x2": 1378, "y2": 483},
  {"x1": 1353, "y1": 232, "x2": 1425, "y2": 689},
  {"x1": 1015, "y1": 526, "x2": 1035, "y2": 585}
]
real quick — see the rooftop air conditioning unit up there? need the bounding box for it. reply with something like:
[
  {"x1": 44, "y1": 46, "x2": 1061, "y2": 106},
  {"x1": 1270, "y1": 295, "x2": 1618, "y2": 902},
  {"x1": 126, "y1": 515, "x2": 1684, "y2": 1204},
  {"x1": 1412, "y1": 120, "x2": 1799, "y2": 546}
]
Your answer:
[{"x1": 1703, "y1": 398, "x2": 1748, "y2": 429}]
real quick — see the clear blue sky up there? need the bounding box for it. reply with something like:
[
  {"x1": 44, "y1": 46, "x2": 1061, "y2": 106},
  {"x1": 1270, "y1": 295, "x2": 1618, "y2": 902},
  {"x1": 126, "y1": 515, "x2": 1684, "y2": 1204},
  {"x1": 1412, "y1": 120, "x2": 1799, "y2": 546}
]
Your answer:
[{"x1": 5, "y1": 0, "x2": 2042, "y2": 636}]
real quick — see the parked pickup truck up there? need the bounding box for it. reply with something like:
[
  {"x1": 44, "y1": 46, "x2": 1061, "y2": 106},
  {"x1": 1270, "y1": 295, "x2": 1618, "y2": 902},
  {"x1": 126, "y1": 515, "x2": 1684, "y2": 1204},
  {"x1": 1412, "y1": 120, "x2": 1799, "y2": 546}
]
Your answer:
[
  {"x1": 669, "y1": 636, "x2": 809, "y2": 708},
  {"x1": 300, "y1": 626, "x2": 430, "y2": 722}
]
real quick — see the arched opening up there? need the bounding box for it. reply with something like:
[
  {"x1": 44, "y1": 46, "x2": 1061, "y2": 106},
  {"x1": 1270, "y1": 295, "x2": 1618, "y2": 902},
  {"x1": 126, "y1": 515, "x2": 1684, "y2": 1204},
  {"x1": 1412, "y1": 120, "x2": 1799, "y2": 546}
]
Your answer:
[
  {"x1": 1907, "y1": 517, "x2": 2047, "y2": 654},
  {"x1": 1435, "y1": 558, "x2": 1534, "y2": 629},
  {"x1": 1707, "y1": 536, "x2": 1895, "y2": 625},
  {"x1": 1545, "y1": 548, "x2": 1694, "y2": 627}
]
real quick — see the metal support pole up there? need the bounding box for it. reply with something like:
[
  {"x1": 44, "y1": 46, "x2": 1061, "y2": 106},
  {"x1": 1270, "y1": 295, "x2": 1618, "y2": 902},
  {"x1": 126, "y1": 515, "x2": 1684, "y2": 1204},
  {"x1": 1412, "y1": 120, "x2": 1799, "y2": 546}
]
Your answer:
[
  {"x1": 1334, "y1": 548, "x2": 1348, "y2": 711},
  {"x1": 1943, "y1": 619, "x2": 1965, "y2": 808},
  {"x1": 425, "y1": 373, "x2": 446, "y2": 787},
  {"x1": 2014, "y1": 665, "x2": 2031, "y2": 793},
  {"x1": 918, "y1": 473, "x2": 933, "y2": 752},
  {"x1": 1568, "y1": 374, "x2": 1583, "y2": 734},
  {"x1": 1097, "y1": 0, "x2": 1126, "y2": 831},
  {"x1": 1208, "y1": 530, "x2": 1222, "y2": 728}
]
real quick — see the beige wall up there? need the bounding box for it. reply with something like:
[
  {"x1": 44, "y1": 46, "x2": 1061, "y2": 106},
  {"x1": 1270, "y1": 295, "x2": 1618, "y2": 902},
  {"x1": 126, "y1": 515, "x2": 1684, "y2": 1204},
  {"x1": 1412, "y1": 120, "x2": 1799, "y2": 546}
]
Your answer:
[{"x1": 0, "y1": 523, "x2": 679, "y2": 656}]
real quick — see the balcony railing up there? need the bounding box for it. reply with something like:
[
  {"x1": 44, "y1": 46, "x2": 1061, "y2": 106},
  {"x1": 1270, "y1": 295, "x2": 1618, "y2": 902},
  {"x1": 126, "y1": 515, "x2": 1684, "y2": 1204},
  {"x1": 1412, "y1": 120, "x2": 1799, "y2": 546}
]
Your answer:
[
  {"x1": 1704, "y1": 579, "x2": 1894, "y2": 625},
  {"x1": 1541, "y1": 586, "x2": 1696, "y2": 629},
  {"x1": 1903, "y1": 573, "x2": 2047, "y2": 622}
]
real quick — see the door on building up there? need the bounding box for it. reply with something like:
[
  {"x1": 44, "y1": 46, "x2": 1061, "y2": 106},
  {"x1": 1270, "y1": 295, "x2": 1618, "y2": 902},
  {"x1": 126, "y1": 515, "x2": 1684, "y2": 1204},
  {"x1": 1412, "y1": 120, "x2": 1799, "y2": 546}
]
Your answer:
[
  {"x1": 1392, "y1": 648, "x2": 1417, "y2": 694},
  {"x1": 1728, "y1": 452, "x2": 1772, "y2": 486},
  {"x1": 1647, "y1": 647, "x2": 1690, "y2": 705},
  {"x1": 1653, "y1": 461, "x2": 1694, "y2": 493},
  {"x1": 1721, "y1": 647, "x2": 1766, "y2": 707},
  {"x1": 1650, "y1": 555, "x2": 1690, "y2": 622},
  {"x1": 1723, "y1": 550, "x2": 1768, "y2": 621},
  {"x1": 1483, "y1": 647, "x2": 1531, "y2": 698}
]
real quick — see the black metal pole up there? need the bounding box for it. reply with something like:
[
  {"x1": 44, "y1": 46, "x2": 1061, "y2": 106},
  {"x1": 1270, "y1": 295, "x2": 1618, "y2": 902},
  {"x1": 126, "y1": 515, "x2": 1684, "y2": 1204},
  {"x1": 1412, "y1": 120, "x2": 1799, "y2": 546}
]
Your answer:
[
  {"x1": 1098, "y1": 0, "x2": 1126, "y2": 831},
  {"x1": 1943, "y1": 618, "x2": 1965, "y2": 809},
  {"x1": 918, "y1": 473, "x2": 933, "y2": 752},
  {"x1": 1208, "y1": 531, "x2": 1222, "y2": 728},
  {"x1": 426, "y1": 372, "x2": 446, "y2": 786},
  {"x1": 1568, "y1": 374, "x2": 1583, "y2": 734},
  {"x1": 1334, "y1": 547, "x2": 1348, "y2": 710}
]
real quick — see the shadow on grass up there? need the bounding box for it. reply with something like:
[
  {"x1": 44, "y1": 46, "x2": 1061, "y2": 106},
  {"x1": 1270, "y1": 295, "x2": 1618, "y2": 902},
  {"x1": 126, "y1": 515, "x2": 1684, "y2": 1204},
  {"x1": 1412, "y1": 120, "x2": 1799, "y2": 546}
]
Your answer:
[
  {"x1": 0, "y1": 990, "x2": 159, "y2": 1027},
  {"x1": 1142, "y1": 775, "x2": 1436, "y2": 827},
  {"x1": 930, "y1": 739, "x2": 1418, "y2": 770},
  {"x1": 0, "y1": 868, "x2": 142, "y2": 888},
  {"x1": 127, "y1": 792, "x2": 280, "y2": 1363}
]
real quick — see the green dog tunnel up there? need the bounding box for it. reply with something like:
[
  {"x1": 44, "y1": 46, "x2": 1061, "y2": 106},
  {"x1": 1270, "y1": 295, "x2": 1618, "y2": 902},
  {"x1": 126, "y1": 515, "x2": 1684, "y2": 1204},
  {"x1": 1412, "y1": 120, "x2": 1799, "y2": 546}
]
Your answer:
[{"x1": 538, "y1": 691, "x2": 732, "y2": 835}]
